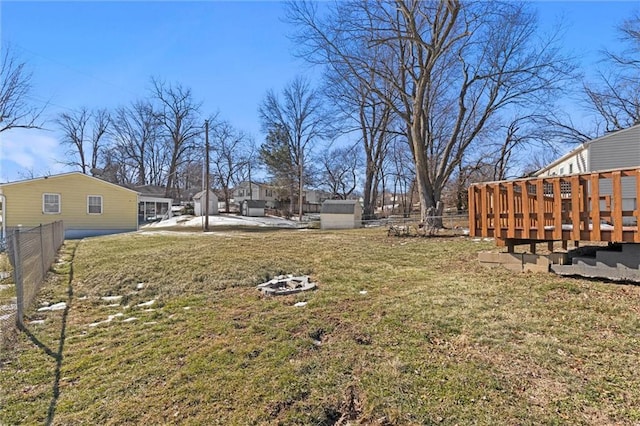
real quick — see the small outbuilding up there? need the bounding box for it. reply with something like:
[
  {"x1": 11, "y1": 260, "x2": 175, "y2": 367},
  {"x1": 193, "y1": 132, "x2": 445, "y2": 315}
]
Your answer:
[
  {"x1": 193, "y1": 189, "x2": 218, "y2": 216},
  {"x1": 320, "y1": 200, "x2": 362, "y2": 230},
  {"x1": 241, "y1": 199, "x2": 266, "y2": 217}
]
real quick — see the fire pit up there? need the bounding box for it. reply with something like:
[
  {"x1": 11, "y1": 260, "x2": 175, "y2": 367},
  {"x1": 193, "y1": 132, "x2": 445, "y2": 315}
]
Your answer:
[{"x1": 257, "y1": 275, "x2": 317, "y2": 296}]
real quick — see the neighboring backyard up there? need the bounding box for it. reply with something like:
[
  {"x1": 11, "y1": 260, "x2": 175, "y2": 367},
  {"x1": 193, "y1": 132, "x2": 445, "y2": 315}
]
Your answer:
[{"x1": 1, "y1": 228, "x2": 640, "y2": 424}]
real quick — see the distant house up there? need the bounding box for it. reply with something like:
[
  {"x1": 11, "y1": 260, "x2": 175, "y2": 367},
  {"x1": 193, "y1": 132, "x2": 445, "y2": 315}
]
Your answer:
[
  {"x1": 535, "y1": 124, "x2": 640, "y2": 218},
  {"x1": 0, "y1": 172, "x2": 140, "y2": 238},
  {"x1": 303, "y1": 189, "x2": 331, "y2": 205},
  {"x1": 233, "y1": 181, "x2": 278, "y2": 208},
  {"x1": 320, "y1": 200, "x2": 362, "y2": 230},
  {"x1": 193, "y1": 189, "x2": 218, "y2": 216}
]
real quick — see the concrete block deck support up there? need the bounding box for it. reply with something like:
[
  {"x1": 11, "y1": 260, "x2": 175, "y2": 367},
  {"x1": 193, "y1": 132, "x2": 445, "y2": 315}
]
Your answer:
[
  {"x1": 478, "y1": 252, "x2": 569, "y2": 273},
  {"x1": 480, "y1": 244, "x2": 640, "y2": 283}
]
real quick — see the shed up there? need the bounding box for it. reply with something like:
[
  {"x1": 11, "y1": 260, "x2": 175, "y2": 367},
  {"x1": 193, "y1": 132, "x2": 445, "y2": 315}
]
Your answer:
[
  {"x1": 241, "y1": 199, "x2": 266, "y2": 217},
  {"x1": 320, "y1": 200, "x2": 362, "y2": 230},
  {"x1": 193, "y1": 189, "x2": 218, "y2": 216},
  {"x1": 0, "y1": 172, "x2": 139, "y2": 239}
]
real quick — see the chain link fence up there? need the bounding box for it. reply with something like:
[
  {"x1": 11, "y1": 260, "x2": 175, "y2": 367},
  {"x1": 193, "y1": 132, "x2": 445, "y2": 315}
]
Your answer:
[{"x1": 2, "y1": 221, "x2": 65, "y2": 333}]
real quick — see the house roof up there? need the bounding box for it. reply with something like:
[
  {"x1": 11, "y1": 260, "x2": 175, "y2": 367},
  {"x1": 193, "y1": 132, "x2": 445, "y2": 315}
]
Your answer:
[
  {"x1": 534, "y1": 123, "x2": 640, "y2": 176},
  {"x1": 321, "y1": 199, "x2": 360, "y2": 214},
  {"x1": 0, "y1": 172, "x2": 140, "y2": 194},
  {"x1": 128, "y1": 184, "x2": 168, "y2": 198},
  {"x1": 243, "y1": 199, "x2": 266, "y2": 208},
  {"x1": 193, "y1": 189, "x2": 217, "y2": 200}
]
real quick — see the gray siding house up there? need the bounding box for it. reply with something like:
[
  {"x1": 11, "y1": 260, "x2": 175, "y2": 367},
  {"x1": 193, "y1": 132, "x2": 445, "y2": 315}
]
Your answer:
[{"x1": 535, "y1": 124, "x2": 640, "y2": 220}]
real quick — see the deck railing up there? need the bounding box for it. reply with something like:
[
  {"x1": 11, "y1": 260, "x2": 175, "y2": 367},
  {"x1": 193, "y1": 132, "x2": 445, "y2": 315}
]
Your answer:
[{"x1": 468, "y1": 167, "x2": 640, "y2": 247}]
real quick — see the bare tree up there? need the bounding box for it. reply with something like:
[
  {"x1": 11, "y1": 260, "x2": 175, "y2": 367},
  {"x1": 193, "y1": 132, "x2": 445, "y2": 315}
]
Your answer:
[
  {"x1": 583, "y1": 13, "x2": 640, "y2": 131},
  {"x1": 0, "y1": 43, "x2": 43, "y2": 133},
  {"x1": 259, "y1": 77, "x2": 332, "y2": 220},
  {"x1": 110, "y1": 99, "x2": 165, "y2": 185},
  {"x1": 289, "y1": 0, "x2": 575, "y2": 224},
  {"x1": 56, "y1": 107, "x2": 110, "y2": 174},
  {"x1": 209, "y1": 120, "x2": 253, "y2": 212},
  {"x1": 318, "y1": 143, "x2": 361, "y2": 199},
  {"x1": 151, "y1": 78, "x2": 202, "y2": 199},
  {"x1": 319, "y1": 39, "x2": 396, "y2": 218},
  {"x1": 387, "y1": 136, "x2": 415, "y2": 216}
]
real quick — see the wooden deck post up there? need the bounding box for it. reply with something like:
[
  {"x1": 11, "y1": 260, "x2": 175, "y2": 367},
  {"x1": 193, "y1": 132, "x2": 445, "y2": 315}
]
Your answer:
[{"x1": 612, "y1": 171, "x2": 623, "y2": 241}]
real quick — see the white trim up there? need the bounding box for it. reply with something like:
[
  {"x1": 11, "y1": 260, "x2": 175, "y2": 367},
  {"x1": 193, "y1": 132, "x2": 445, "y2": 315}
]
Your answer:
[
  {"x1": 87, "y1": 194, "x2": 103, "y2": 215},
  {"x1": 43, "y1": 193, "x2": 61, "y2": 214}
]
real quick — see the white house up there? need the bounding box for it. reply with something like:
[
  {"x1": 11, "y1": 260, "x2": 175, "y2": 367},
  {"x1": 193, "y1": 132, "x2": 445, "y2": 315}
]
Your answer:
[{"x1": 233, "y1": 181, "x2": 278, "y2": 208}]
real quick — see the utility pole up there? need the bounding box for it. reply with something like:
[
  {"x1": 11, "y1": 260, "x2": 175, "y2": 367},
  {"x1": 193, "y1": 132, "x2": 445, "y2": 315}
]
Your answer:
[{"x1": 204, "y1": 119, "x2": 210, "y2": 231}]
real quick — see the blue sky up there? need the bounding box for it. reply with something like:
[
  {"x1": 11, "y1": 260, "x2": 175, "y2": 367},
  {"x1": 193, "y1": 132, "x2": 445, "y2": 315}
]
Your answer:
[{"x1": 0, "y1": 1, "x2": 638, "y2": 182}]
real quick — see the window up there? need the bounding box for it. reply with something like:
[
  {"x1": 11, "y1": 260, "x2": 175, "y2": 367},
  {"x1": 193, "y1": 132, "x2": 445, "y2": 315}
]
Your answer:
[
  {"x1": 265, "y1": 189, "x2": 273, "y2": 197},
  {"x1": 569, "y1": 163, "x2": 573, "y2": 174},
  {"x1": 87, "y1": 195, "x2": 103, "y2": 214},
  {"x1": 43, "y1": 193, "x2": 61, "y2": 214}
]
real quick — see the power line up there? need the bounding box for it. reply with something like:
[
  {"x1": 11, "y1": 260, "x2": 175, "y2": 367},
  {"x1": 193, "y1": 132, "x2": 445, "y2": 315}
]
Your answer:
[{"x1": 13, "y1": 42, "x2": 139, "y2": 99}]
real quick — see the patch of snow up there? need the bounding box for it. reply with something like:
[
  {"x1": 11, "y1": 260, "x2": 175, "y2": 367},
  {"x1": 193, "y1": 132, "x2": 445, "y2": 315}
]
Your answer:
[
  {"x1": 0, "y1": 284, "x2": 12, "y2": 291},
  {"x1": 136, "y1": 283, "x2": 145, "y2": 290},
  {"x1": 107, "y1": 303, "x2": 121, "y2": 308},
  {"x1": 122, "y1": 317, "x2": 137, "y2": 323},
  {"x1": 77, "y1": 296, "x2": 88, "y2": 301},
  {"x1": 0, "y1": 314, "x2": 12, "y2": 321},
  {"x1": 359, "y1": 290, "x2": 368, "y2": 295},
  {"x1": 144, "y1": 321, "x2": 158, "y2": 326},
  {"x1": 29, "y1": 320, "x2": 45, "y2": 325},
  {"x1": 88, "y1": 312, "x2": 124, "y2": 327},
  {"x1": 37, "y1": 302, "x2": 66, "y2": 312},
  {"x1": 294, "y1": 301, "x2": 308, "y2": 307},
  {"x1": 183, "y1": 306, "x2": 191, "y2": 310},
  {"x1": 49, "y1": 302, "x2": 67, "y2": 311},
  {"x1": 141, "y1": 214, "x2": 299, "y2": 231},
  {"x1": 101, "y1": 295, "x2": 122, "y2": 302},
  {"x1": 137, "y1": 300, "x2": 155, "y2": 307}
]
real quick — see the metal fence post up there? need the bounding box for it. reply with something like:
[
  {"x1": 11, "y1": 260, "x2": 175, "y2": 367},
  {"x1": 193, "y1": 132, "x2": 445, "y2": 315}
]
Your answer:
[
  {"x1": 40, "y1": 224, "x2": 46, "y2": 279},
  {"x1": 11, "y1": 229, "x2": 24, "y2": 329}
]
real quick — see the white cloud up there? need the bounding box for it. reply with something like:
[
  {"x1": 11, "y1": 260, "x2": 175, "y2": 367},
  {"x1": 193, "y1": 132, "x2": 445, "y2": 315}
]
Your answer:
[{"x1": 0, "y1": 128, "x2": 68, "y2": 182}]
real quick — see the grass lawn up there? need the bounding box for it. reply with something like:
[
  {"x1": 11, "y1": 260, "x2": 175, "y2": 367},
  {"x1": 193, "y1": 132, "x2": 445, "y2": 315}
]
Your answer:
[{"x1": 1, "y1": 228, "x2": 640, "y2": 425}]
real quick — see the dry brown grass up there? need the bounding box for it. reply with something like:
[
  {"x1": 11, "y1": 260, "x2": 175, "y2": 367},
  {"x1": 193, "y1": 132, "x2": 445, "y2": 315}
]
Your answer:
[{"x1": 1, "y1": 228, "x2": 640, "y2": 425}]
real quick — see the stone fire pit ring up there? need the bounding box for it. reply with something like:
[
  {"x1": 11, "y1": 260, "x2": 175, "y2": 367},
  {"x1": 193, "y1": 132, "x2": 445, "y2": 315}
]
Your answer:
[{"x1": 257, "y1": 275, "x2": 317, "y2": 296}]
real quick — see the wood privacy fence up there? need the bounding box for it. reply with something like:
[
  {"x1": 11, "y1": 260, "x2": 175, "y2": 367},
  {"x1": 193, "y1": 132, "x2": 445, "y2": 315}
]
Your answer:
[
  {"x1": 5, "y1": 221, "x2": 65, "y2": 329},
  {"x1": 468, "y1": 168, "x2": 640, "y2": 248}
]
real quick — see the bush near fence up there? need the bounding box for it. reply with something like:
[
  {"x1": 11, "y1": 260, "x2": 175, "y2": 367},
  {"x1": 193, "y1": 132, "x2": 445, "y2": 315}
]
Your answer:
[{"x1": 3, "y1": 221, "x2": 64, "y2": 332}]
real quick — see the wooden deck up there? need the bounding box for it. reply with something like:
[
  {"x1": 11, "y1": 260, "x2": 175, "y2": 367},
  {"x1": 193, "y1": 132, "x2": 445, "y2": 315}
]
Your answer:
[{"x1": 468, "y1": 167, "x2": 640, "y2": 250}]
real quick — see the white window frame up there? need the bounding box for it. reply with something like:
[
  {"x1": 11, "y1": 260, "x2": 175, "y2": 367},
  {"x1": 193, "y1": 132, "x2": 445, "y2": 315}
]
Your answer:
[
  {"x1": 43, "y1": 193, "x2": 61, "y2": 214},
  {"x1": 87, "y1": 195, "x2": 103, "y2": 215}
]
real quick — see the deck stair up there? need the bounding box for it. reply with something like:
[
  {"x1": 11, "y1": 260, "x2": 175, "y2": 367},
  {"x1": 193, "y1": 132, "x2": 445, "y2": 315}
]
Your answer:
[{"x1": 552, "y1": 243, "x2": 640, "y2": 281}]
